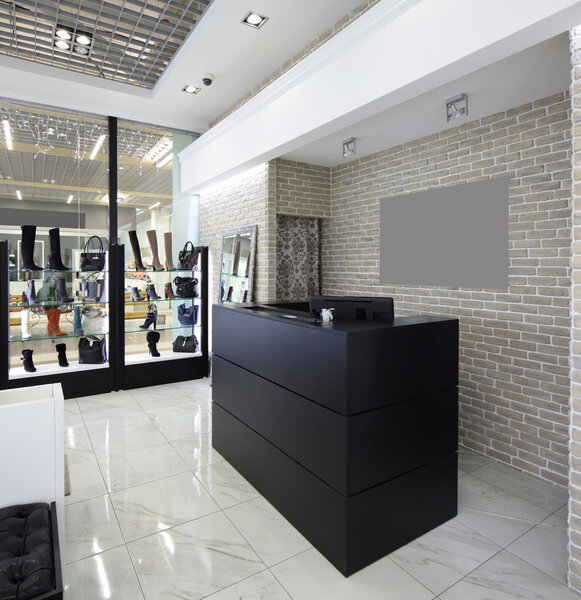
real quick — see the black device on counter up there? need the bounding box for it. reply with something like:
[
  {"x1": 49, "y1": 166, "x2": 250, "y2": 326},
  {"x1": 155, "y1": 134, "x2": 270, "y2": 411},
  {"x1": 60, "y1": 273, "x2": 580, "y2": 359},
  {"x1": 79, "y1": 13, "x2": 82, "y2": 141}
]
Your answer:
[{"x1": 309, "y1": 295, "x2": 394, "y2": 321}]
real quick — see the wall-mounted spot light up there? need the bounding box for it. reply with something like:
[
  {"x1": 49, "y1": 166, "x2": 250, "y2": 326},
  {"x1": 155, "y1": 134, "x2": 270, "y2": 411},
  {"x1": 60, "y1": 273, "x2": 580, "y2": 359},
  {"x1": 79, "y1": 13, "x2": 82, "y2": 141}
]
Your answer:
[
  {"x1": 2, "y1": 120, "x2": 13, "y2": 150},
  {"x1": 342, "y1": 137, "x2": 356, "y2": 159},
  {"x1": 183, "y1": 84, "x2": 201, "y2": 95},
  {"x1": 241, "y1": 11, "x2": 269, "y2": 29},
  {"x1": 446, "y1": 93, "x2": 468, "y2": 122}
]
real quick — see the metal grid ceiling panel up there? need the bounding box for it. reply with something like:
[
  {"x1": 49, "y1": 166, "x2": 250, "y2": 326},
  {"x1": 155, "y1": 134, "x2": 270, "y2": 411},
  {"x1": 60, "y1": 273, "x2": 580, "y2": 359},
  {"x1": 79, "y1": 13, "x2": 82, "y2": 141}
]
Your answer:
[{"x1": 0, "y1": 0, "x2": 210, "y2": 88}]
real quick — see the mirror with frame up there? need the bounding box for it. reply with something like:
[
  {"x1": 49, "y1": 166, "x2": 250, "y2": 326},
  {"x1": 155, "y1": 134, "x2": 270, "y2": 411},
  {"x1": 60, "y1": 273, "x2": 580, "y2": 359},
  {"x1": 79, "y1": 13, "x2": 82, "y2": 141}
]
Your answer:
[{"x1": 219, "y1": 225, "x2": 257, "y2": 303}]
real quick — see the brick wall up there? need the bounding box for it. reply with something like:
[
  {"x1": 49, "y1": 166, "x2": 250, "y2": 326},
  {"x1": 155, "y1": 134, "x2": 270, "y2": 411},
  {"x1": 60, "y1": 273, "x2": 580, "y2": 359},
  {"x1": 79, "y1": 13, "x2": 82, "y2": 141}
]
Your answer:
[
  {"x1": 570, "y1": 27, "x2": 581, "y2": 593},
  {"x1": 199, "y1": 163, "x2": 276, "y2": 304},
  {"x1": 325, "y1": 93, "x2": 572, "y2": 488}
]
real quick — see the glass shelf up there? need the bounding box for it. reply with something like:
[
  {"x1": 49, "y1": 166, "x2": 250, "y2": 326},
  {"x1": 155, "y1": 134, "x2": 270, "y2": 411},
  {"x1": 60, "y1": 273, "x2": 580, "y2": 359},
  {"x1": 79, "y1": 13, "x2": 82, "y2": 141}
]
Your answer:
[
  {"x1": 9, "y1": 331, "x2": 108, "y2": 343},
  {"x1": 10, "y1": 269, "x2": 107, "y2": 275},
  {"x1": 124, "y1": 268, "x2": 200, "y2": 274},
  {"x1": 222, "y1": 272, "x2": 249, "y2": 279},
  {"x1": 10, "y1": 300, "x2": 107, "y2": 308},
  {"x1": 125, "y1": 324, "x2": 201, "y2": 334},
  {"x1": 124, "y1": 297, "x2": 200, "y2": 304}
]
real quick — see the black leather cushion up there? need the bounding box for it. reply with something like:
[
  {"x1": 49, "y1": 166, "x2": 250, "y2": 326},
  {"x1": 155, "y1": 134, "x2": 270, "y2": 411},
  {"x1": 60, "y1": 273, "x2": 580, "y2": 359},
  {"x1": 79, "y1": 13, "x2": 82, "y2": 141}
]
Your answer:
[{"x1": 0, "y1": 503, "x2": 54, "y2": 600}]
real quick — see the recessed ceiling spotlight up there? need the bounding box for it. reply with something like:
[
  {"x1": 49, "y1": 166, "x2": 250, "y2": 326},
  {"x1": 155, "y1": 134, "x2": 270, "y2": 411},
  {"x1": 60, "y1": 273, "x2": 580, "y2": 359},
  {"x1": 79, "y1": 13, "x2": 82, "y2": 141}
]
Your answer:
[
  {"x1": 74, "y1": 45, "x2": 89, "y2": 56},
  {"x1": 75, "y1": 33, "x2": 91, "y2": 46},
  {"x1": 183, "y1": 84, "x2": 200, "y2": 95},
  {"x1": 55, "y1": 39, "x2": 70, "y2": 51},
  {"x1": 241, "y1": 11, "x2": 269, "y2": 29},
  {"x1": 55, "y1": 26, "x2": 72, "y2": 40}
]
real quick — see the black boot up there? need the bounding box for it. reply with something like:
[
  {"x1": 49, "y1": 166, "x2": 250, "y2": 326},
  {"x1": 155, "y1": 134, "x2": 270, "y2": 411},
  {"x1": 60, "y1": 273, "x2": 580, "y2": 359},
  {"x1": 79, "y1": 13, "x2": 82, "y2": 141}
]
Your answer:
[
  {"x1": 55, "y1": 278, "x2": 74, "y2": 303},
  {"x1": 139, "y1": 311, "x2": 157, "y2": 330},
  {"x1": 56, "y1": 343, "x2": 69, "y2": 367},
  {"x1": 146, "y1": 284, "x2": 161, "y2": 300},
  {"x1": 21, "y1": 349, "x2": 36, "y2": 372},
  {"x1": 147, "y1": 331, "x2": 160, "y2": 357},
  {"x1": 21, "y1": 226, "x2": 43, "y2": 270},
  {"x1": 25, "y1": 280, "x2": 39, "y2": 305},
  {"x1": 128, "y1": 230, "x2": 146, "y2": 271},
  {"x1": 130, "y1": 287, "x2": 145, "y2": 301},
  {"x1": 47, "y1": 228, "x2": 70, "y2": 271}
]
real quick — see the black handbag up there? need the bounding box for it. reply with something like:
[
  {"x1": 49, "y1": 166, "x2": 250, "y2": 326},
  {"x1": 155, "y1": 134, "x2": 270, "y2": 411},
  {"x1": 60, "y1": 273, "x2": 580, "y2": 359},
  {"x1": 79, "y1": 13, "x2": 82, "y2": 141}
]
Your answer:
[
  {"x1": 173, "y1": 276, "x2": 199, "y2": 298},
  {"x1": 177, "y1": 303, "x2": 198, "y2": 326},
  {"x1": 177, "y1": 242, "x2": 199, "y2": 270},
  {"x1": 78, "y1": 335, "x2": 107, "y2": 364},
  {"x1": 81, "y1": 236, "x2": 106, "y2": 271},
  {"x1": 172, "y1": 335, "x2": 199, "y2": 353},
  {"x1": 81, "y1": 273, "x2": 105, "y2": 301}
]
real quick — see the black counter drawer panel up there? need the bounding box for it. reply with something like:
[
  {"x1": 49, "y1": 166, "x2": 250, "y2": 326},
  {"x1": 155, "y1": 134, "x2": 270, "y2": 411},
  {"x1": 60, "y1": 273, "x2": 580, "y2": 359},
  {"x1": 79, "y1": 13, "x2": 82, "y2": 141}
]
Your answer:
[
  {"x1": 213, "y1": 356, "x2": 348, "y2": 493},
  {"x1": 348, "y1": 319, "x2": 459, "y2": 413},
  {"x1": 213, "y1": 306, "x2": 349, "y2": 413},
  {"x1": 349, "y1": 387, "x2": 457, "y2": 493}
]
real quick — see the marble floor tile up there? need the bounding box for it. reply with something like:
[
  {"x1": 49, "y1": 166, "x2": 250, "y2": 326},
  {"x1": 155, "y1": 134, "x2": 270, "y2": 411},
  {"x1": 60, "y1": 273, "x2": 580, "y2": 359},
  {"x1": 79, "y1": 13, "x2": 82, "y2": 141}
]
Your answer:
[
  {"x1": 470, "y1": 461, "x2": 568, "y2": 512},
  {"x1": 271, "y1": 548, "x2": 434, "y2": 600},
  {"x1": 128, "y1": 512, "x2": 264, "y2": 600},
  {"x1": 81, "y1": 406, "x2": 151, "y2": 433},
  {"x1": 97, "y1": 442, "x2": 188, "y2": 492},
  {"x1": 507, "y1": 522, "x2": 568, "y2": 584},
  {"x1": 439, "y1": 550, "x2": 580, "y2": 600},
  {"x1": 390, "y1": 519, "x2": 500, "y2": 595},
  {"x1": 89, "y1": 421, "x2": 167, "y2": 457},
  {"x1": 64, "y1": 545, "x2": 145, "y2": 600},
  {"x1": 153, "y1": 409, "x2": 212, "y2": 441},
  {"x1": 170, "y1": 432, "x2": 224, "y2": 470},
  {"x1": 66, "y1": 447, "x2": 98, "y2": 465},
  {"x1": 202, "y1": 570, "x2": 292, "y2": 600},
  {"x1": 64, "y1": 398, "x2": 81, "y2": 416},
  {"x1": 64, "y1": 423, "x2": 93, "y2": 452},
  {"x1": 110, "y1": 471, "x2": 219, "y2": 542},
  {"x1": 459, "y1": 475, "x2": 550, "y2": 523},
  {"x1": 65, "y1": 495, "x2": 125, "y2": 564},
  {"x1": 225, "y1": 497, "x2": 311, "y2": 567},
  {"x1": 195, "y1": 461, "x2": 260, "y2": 509},
  {"x1": 543, "y1": 505, "x2": 568, "y2": 528},
  {"x1": 65, "y1": 413, "x2": 85, "y2": 429},
  {"x1": 143, "y1": 401, "x2": 209, "y2": 421},
  {"x1": 65, "y1": 456, "x2": 108, "y2": 505},
  {"x1": 457, "y1": 450, "x2": 492, "y2": 474},
  {"x1": 455, "y1": 508, "x2": 536, "y2": 548},
  {"x1": 130, "y1": 384, "x2": 204, "y2": 406},
  {"x1": 77, "y1": 391, "x2": 140, "y2": 414}
]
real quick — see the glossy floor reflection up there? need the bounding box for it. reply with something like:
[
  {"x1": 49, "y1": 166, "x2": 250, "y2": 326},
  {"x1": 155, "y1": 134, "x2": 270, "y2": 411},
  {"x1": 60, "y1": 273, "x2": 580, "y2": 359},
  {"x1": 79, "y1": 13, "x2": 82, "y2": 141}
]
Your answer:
[{"x1": 64, "y1": 379, "x2": 578, "y2": 600}]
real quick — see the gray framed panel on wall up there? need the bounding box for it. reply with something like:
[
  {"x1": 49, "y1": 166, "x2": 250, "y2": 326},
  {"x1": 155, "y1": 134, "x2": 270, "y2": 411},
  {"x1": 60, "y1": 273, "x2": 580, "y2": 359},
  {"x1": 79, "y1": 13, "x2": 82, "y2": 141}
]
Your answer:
[{"x1": 380, "y1": 177, "x2": 508, "y2": 290}]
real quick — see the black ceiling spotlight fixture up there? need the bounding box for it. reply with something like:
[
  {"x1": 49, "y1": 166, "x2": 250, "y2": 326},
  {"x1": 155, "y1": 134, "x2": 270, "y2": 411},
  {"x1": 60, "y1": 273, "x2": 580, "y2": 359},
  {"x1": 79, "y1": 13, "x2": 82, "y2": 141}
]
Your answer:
[{"x1": 241, "y1": 11, "x2": 269, "y2": 29}]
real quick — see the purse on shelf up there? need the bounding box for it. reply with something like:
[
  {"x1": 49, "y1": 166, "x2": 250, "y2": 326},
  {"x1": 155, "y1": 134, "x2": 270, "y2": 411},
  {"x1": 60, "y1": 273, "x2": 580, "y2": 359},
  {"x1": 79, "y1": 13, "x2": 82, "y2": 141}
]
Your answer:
[
  {"x1": 78, "y1": 335, "x2": 107, "y2": 364},
  {"x1": 80, "y1": 306, "x2": 108, "y2": 335},
  {"x1": 172, "y1": 335, "x2": 199, "y2": 353},
  {"x1": 81, "y1": 273, "x2": 105, "y2": 301},
  {"x1": 177, "y1": 241, "x2": 199, "y2": 270},
  {"x1": 177, "y1": 303, "x2": 198, "y2": 326},
  {"x1": 80, "y1": 235, "x2": 106, "y2": 272},
  {"x1": 173, "y1": 276, "x2": 199, "y2": 298}
]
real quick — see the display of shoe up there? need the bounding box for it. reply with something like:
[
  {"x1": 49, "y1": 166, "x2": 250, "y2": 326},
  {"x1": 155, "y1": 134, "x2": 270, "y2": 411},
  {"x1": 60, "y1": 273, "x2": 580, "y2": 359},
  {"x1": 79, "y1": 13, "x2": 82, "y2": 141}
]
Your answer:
[
  {"x1": 20, "y1": 308, "x2": 32, "y2": 340},
  {"x1": 139, "y1": 311, "x2": 157, "y2": 330},
  {"x1": 73, "y1": 305, "x2": 84, "y2": 335},
  {"x1": 164, "y1": 232, "x2": 176, "y2": 271},
  {"x1": 46, "y1": 308, "x2": 67, "y2": 337},
  {"x1": 147, "y1": 330, "x2": 161, "y2": 357},
  {"x1": 130, "y1": 287, "x2": 145, "y2": 301},
  {"x1": 47, "y1": 228, "x2": 70, "y2": 271},
  {"x1": 146, "y1": 284, "x2": 161, "y2": 300},
  {"x1": 21, "y1": 349, "x2": 36, "y2": 372},
  {"x1": 164, "y1": 282, "x2": 177, "y2": 299},
  {"x1": 128, "y1": 230, "x2": 146, "y2": 271},
  {"x1": 21, "y1": 225, "x2": 43, "y2": 271},
  {"x1": 25, "y1": 280, "x2": 39, "y2": 305},
  {"x1": 147, "y1": 230, "x2": 164, "y2": 271},
  {"x1": 55, "y1": 277, "x2": 74, "y2": 303},
  {"x1": 56, "y1": 343, "x2": 69, "y2": 367}
]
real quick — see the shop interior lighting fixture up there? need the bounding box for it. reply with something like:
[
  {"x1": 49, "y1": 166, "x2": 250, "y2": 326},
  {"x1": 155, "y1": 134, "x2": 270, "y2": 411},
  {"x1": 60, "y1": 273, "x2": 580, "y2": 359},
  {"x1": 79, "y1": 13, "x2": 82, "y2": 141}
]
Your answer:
[
  {"x1": 157, "y1": 153, "x2": 173, "y2": 168},
  {"x1": 67, "y1": 195, "x2": 74, "y2": 204},
  {"x1": 90, "y1": 134, "x2": 107, "y2": 160},
  {"x1": 16, "y1": 190, "x2": 22, "y2": 200},
  {"x1": 149, "y1": 202, "x2": 161, "y2": 210},
  {"x1": 241, "y1": 11, "x2": 269, "y2": 29},
  {"x1": 54, "y1": 25, "x2": 92, "y2": 55},
  {"x1": 2, "y1": 119, "x2": 13, "y2": 150},
  {"x1": 183, "y1": 85, "x2": 201, "y2": 95},
  {"x1": 342, "y1": 137, "x2": 356, "y2": 158},
  {"x1": 446, "y1": 93, "x2": 468, "y2": 122}
]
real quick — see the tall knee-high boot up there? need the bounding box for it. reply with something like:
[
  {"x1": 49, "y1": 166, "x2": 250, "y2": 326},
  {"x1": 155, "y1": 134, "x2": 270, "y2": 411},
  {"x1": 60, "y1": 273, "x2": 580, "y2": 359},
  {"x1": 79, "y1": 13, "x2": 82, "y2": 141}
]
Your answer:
[
  {"x1": 164, "y1": 233, "x2": 176, "y2": 271},
  {"x1": 25, "y1": 280, "x2": 39, "y2": 305},
  {"x1": 21, "y1": 308, "x2": 32, "y2": 340},
  {"x1": 146, "y1": 230, "x2": 164, "y2": 271},
  {"x1": 128, "y1": 230, "x2": 146, "y2": 271},
  {"x1": 47, "y1": 228, "x2": 70, "y2": 271},
  {"x1": 21, "y1": 225, "x2": 43, "y2": 270},
  {"x1": 46, "y1": 308, "x2": 66, "y2": 337},
  {"x1": 73, "y1": 306, "x2": 84, "y2": 335}
]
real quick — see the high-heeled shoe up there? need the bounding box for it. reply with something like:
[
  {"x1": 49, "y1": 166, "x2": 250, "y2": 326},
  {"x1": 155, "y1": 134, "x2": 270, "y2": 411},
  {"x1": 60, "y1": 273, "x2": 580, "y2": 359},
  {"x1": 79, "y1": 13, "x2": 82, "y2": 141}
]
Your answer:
[
  {"x1": 25, "y1": 280, "x2": 39, "y2": 305},
  {"x1": 146, "y1": 284, "x2": 161, "y2": 300},
  {"x1": 56, "y1": 343, "x2": 69, "y2": 367},
  {"x1": 147, "y1": 331, "x2": 160, "y2": 357},
  {"x1": 130, "y1": 287, "x2": 145, "y2": 301},
  {"x1": 139, "y1": 311, "x2": 157, "y2": 330},
  {"x1": 21, "y1": 349, "x2": 36, "y2": 372},
  {"x1": 164, "y1": 282, "x2": 177, "y2": 299},
  {"x1": 46, "y1": 308, "x2": 67, "y2": 336},
  {"x1": 55, "y1": 277, "x2": 73, "y2": 303}
]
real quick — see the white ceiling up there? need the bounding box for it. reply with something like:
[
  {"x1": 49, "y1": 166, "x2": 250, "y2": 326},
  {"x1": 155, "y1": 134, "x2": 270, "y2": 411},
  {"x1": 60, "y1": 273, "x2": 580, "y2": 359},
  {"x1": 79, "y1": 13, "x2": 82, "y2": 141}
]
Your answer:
[
  {"x1": 0, "y1": 0, "x2": 367, "y2": 132},
  {"x1": 281, "y1": 33, "x2": 571, "y2": 167}
]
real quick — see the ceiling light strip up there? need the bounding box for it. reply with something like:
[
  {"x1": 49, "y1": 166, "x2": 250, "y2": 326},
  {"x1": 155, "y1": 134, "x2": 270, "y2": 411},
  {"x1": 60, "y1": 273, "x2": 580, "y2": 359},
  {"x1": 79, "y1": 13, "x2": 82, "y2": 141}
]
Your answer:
[
  {"x1": 157, "y1": 153, "x2": 173, "y2": 168},
  {"x1": 16, "y1": 190, "x2": 22, "y2": 200},
  {"x1": 89, "y1": 134, "x2": 107, "y2": 160},
  {"x1": 3, "y1": 120, "x2": 13, "y2": 150}
]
